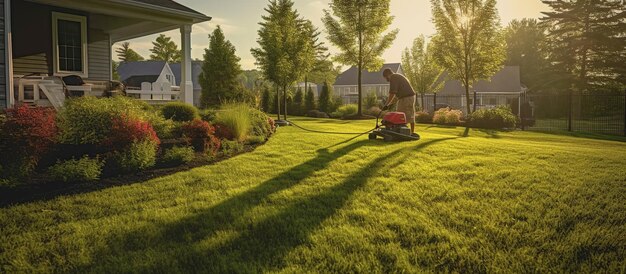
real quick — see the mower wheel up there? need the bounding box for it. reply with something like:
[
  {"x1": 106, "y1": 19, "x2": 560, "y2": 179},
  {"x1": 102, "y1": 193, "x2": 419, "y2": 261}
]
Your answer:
[{"x1": 368, "y1": 133, "x2": 377, "y2": 140}]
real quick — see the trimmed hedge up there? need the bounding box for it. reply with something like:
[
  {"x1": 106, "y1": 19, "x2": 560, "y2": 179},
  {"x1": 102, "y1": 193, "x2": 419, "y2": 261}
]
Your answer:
[
  {"x1": 48, "y1": 156, "x2": 103, "y2": 183},
  {"x1": 161, "y1": 102, "x2": 199, "y2": 122},
  {"x1": 159, "y1": 146, "x2": 195, "y2": 167},
  {"x1": 469, "y1": 106, "x2": 517, "y2": 129}
]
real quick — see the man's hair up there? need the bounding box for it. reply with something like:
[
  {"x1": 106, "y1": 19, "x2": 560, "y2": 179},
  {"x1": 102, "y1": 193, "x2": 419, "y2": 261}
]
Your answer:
[{"x1": 382, "y1": 68, "x2": 393, "y2": 77}]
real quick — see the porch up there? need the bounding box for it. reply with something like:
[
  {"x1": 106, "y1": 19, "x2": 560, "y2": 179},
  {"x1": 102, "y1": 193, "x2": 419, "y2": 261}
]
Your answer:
[{"x1": 2, "y1": 0, "x2": 210, "y2": 109}]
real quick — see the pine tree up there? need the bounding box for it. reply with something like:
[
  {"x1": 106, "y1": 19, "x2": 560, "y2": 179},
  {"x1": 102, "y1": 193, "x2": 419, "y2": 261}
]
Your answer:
[
  {"x1": 251, "y1": 0, "x2": 317, "y2": 121},
  {"x1": 305, "y1": 87, "x2": 316, "y2": 112},
  {"x1": 323, "y1": 0, "x2": 398, "y2": 116},
  {"x1": 198, "y1": 26, "x2": 243, "y2": 107},
  {"x1": 115, "y1": 42, "x2": 144, "y2": 62},
  {"x1": 261, "y1": 86, "x2": 272, "y2": 113},
  {"x1": 293, "y1": 88, "x2": 304, "y2": 115},
  {"x1": 431, "y1": 0, "x2": 506, "y2": 114},
  {"x1": 318, "y1": 81, "x2": 333, "y2": 113},
  {"x1": 150, "y1": 34, "x2": 182, "y2": 62},
  {"x1": 541, "y1": 0, "x2": 625, "y2": 91}
]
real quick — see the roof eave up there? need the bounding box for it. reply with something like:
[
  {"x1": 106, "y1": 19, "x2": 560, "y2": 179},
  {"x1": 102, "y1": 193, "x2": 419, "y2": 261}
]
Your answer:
[{"x1": 109, "y1": 0, "x2": 212, "y2": 23}]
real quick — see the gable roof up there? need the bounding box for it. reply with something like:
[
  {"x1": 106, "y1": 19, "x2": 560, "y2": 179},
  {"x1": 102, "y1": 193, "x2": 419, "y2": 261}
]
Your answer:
[
  {"x1": 334, "y1": 63, "x2": 401, "y2": 86},
  {"x1": 118, "y1": 61, "x2": 168, "y2": 82},
  {"x1": 126, "y1": 0, "x2": 208, "y2": 18},
  {"x1": 438, "y1": 66, "x2": 522, "y2": 94},
  {"x1": 170, "y1": 61, "x2": 203, "y2": 89}
]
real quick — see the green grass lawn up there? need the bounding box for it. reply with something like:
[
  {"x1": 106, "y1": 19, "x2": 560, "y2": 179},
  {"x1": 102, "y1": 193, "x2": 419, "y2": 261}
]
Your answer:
[{"x1": 1, "y1": 118, "x2": 625, "y2": 272}]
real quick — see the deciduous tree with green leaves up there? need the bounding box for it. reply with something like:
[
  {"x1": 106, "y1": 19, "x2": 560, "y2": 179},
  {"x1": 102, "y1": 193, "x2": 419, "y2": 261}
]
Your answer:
[
  {"x1": 150, "y1": 34, "x2": 181, "y2": 63},
  {"x1": 401, "y1": 35, "x2": 445, "y2": 111},
  {"x1": 252, "y1": 0, "x2": 317, "y2": 121},
  {"x1": 323, "y1": 0, "x2": 398, "y2": 116},
  {"x1": 116, "y1": 42, "x2": 144, "y2": 62},
  {"x1": 431, "y1": 0, "x2": 506, "y2": 114},
  {"x1": 504, "y1": 19, "x2": 549, "y2": 92},
  {"x1": 199, "y1": 26, "x2": 244, "y2": 108}
]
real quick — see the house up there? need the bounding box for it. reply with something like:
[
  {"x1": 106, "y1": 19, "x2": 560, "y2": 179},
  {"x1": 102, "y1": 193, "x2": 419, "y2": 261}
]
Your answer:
[
  {"x1": 0, "y1": 0, "x2": 211, "y2": 109},
  {"x1": 118, "y1": 60, "x2": 203, "y2": 106},
  {"x1": 333, "y1": 63, "x2": 402, "y2": 104},
  {"x1": 293, "y1": 82, "x2": 320, "y2": 98},
  {"x1": 422, "y1": 66, "x2": 525, "y2": 113}
]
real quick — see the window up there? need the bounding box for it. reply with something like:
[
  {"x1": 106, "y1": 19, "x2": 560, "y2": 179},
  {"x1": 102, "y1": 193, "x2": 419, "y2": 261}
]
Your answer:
[
  {"x1": 489, "y1": 98, "x2": 497, "y2": 105},
  {"x1": 52, "y1": 12, "x2": 88, "y2": 76}
]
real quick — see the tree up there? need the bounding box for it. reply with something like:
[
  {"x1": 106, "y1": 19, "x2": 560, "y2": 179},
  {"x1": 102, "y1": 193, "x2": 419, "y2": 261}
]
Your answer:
[
  {"x1": 199, "y1": 26, "x2": 243, "y2": 107},
  {"x1": 112, "y1": 60, "x2": 120, "y2": 80},
  {"x1": 401, "y1": 35, "x2": 445, "y2": 111},
  {"x1": 305, "y1": 87, "x2": 316, "y2": 112},
  {"x1": 260, "y1": 86, "x2": 272, "y2": 113},
  {"x1": 323, "y1": 0, "x2": 398, "y2": 116},
  {"x1": 252, "y1": 0, "x2": 317, "y2": 121},
  {"x1": 150, "y1": 34, "x2": 182, "y2": 62},
  {"x1": 116, "y1": 42, "x2": 144, "y2": 62},
  {"x1": 541, "y1": 0, "x2": 625, "y2": 91},
  {"x1": 431, "y1": 0, "x2": 506, "y2": 114},
  {"x1": 318, "y1": 81, "x2": 334, "y2": 113},
  {"x1": 292, "y1": 88, "x2": 304, "y2": 115},
  {"x1": 504, "y1": 19, "x2": 549, "y2": 91}
]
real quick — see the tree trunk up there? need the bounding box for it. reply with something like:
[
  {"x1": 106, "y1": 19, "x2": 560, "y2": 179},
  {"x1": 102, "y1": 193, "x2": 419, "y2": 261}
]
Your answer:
[
  {"x1": 283, "y1": 85, "x2": 288, "y2": 121},
  {"x1": 465, "y1": 84, "x2": 471, "y2": 115},
  {"x1": 421, "y1": 93, "x2": 425, "y2": 112},
  {"x1": 276, "y1": 86, "x2": 281, "y2": 121},
  {"x1": 357, "y1": 8, "x2": 363, "y2": 117}
]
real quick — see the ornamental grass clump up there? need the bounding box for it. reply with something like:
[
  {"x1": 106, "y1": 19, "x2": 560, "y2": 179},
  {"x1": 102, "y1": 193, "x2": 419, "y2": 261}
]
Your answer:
[{"x1": 215, "y1": 103, "x2": 251, "y2": 142}]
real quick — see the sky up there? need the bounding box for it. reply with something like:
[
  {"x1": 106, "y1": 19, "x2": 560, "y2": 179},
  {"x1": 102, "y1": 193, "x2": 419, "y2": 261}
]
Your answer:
[{"x1": 116, "y1": 0, "x2": 550, "y2": 70}]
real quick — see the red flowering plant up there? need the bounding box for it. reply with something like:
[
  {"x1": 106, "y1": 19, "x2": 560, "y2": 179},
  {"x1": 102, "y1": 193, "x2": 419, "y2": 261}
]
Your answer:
[
  {"x1": 101, "y1": 114, "x2": 160, "y2": 150},
  {"x1": 213, "y1": 123, "x2": 235, "y2": 140},
  {"x1": 0, "y1": 105, "x2": 58, "y2": 178},
  {"x1": 181, "y1": 119, "x2": 220, "y2": 154}
]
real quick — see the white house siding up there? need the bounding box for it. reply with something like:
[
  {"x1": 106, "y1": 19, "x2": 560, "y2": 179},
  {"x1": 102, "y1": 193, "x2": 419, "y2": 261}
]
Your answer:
[
  {"x1": 334, "y1": 85, "x2": 390, "y2": 104},
  {"x1": 86, "y1": 28, "x2": 111, "y2": 81},
  {"x1": 0, "y1": 0, "x2": 6, "y2": 108}
]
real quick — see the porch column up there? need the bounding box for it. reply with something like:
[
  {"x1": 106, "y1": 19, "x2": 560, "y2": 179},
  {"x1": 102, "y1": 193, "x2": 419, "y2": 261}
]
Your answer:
[
  {"x1": 4, "y1": 0, "x2": 14, "y2": 107},
  {"x1": 180, "y1": 24, "x2": 193, "y2": 105}
]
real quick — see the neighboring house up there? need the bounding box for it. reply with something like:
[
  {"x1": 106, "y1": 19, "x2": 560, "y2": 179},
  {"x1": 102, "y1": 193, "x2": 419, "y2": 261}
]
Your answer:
[
  {"x1": 118, "y1": 61, "x2": 203, "y2": 107},
  {"x1": 294, "y1": 82, "x2": 320, "y2": 98},
  {"x1": 333, "y1": 63, "x2": 402, "y2": 104},
  {"x1": 1, "y1": 0, "x2": 211, "y2": 109},
  {"x1": 422, "y1": 66, "x2": 525, "y2": 113}
]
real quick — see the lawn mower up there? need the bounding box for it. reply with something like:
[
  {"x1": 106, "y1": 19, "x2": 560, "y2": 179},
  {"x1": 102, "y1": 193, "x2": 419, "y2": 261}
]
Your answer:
[{"x1": 368, "y1": 110, "x2": 420, "y2": 142}]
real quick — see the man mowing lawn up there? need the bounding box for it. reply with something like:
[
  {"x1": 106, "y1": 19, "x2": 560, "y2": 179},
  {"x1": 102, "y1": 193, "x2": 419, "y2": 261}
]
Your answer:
[{"x1": 382, "y1": 68, "x2": 417, "y2": 134}]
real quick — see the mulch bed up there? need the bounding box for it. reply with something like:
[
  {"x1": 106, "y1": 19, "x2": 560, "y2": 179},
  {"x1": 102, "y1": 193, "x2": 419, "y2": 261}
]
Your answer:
[{"x1": 0, "y1": 144, "x2": 260, "y2": 208}]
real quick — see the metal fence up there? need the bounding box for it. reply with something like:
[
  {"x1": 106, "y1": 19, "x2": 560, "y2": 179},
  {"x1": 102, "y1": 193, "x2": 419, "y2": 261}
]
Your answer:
[{"x1": 418, "y1": 92, "x2": 626, "y2": 136}]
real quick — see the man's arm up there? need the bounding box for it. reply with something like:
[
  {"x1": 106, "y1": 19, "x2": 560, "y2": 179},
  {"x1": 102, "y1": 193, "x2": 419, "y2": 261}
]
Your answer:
[{"x1": 384, "y1": 93, "x2": 396, "y2": 108}]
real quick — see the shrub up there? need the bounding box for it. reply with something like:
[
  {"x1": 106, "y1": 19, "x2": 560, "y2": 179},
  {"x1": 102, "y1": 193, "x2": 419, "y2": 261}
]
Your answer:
[
  {"x1": 246, "y1": 135, "x2": 266, "y2": 145},
  {"x1": 199, "y1": 109, "x2": 218, "y2": 123},
  {"x1": 145, "y1": 111, "x2": 177, "y2": 139},
  {"x1": 159, "y1": 146, "x2": 195, "y2": 167},
  {"x1": 56, "y1": 96, "x2": 152, "y2": 145},
  {"x1": 214, "y1": 123, "x2": 235, "y2": 140},
  {"x1": 415, "y1": 111, "x2": 432, "y2": 124},
  {"x1": 249, "y1": 108, "x2": 273, "y2": 138},
  {"x1": 48, "y1": 156, "x2": 103, "y2": 183},
  {"x1": 180, "y1": 119, "x2": 220, "y2": 154},
  {"x1": 469, "y1": 106, "x2": 517, "y2": 129},
  {"x1": 307, "y1": 110, "x2": 330, "y2": 118},
  {"x1": 331, "y1": 104, "x2": 358, "y2": 119},
  {"x1": 221, "y1": 140, "x2": 244, "y2": 157},
  {"x1": 102, "y1": 115, "x2": 160, "y2": 149},
  {"x1": 364, "y1": 106, "x2": 382, "y2": 116},
  {"x1": 105, "y1": 140, "x2": 158, "y2": 174},
  {"x1": 161, "y1": 102, "x2": 199, "y2": 122},
  {"x1": 433, "y1": 108, "x2": 463, "y2": 125},
  {"x1": 215, "y1": 103, "x2": 251, "y2": 142},
  {"x1": 0, "y1": 105, "x2": 58, "y2": 179}
]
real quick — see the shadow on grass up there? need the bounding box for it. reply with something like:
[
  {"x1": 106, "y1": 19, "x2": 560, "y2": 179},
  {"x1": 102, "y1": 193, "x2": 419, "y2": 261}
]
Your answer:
[
  {"x1": 85, "y1": 138, "x2": 456, "y2": 272},
  {"x1": 458, "y1": 127, "x2": 502, "y2": 139}
]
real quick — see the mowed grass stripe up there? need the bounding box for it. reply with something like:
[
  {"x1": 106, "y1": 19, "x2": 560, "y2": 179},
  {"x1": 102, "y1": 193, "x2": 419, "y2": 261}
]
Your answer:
[{"x1": 1, "y1": 117, "x2": 625, "y2": 273}]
